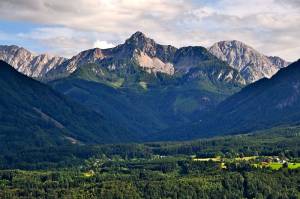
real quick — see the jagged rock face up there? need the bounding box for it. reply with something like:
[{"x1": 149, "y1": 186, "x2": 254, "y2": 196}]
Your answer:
[
  {"x1": 0, "y1": 45, "x2": 66, "y2": 78},
  {"x1": 57, "y1": 48, "x2": 106, "y2": 75},
  {"x1": 268, "y1": 56, "x2": 290, "y2": 68},
  {"x1": 173, "y1": 46, "x2": 217, "y2": 71},
  {"x1": 209, "y1": 40, "x2": 290, "y2": 83},
  {"x1": 172, "y1": 46, "x2": 246, "y2": 85},
  {"x1": 134, "y1": 50, "x2": 174, "y2": 75}
]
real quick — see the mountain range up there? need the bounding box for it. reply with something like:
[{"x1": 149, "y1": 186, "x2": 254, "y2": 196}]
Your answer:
[
  {"x1": 1, "y1": 32, "x2": 289, "y2": 83},
  {"x1": 49, "y1": 32, "x2": 245, "y2": 135},
  {"x1": 0, "y1": 31, "x2": 298, "y2": 145}
]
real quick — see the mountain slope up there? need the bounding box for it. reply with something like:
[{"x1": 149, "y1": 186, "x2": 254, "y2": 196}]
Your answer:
[
  {"x1": 209, "y1": 40, "x2": 290, "y2": 83},
  {"x1": 0, "y1": 45, "x2": 66, "y2": 78},
  {"x1": 210, "y1": 59, "x2": 300, "y2": 133},
  {"x1": 155, "y1": 59, "x2": 300, "y2": 141},
  {"x1": 0, "y1": 60, "x2": 134, "y2": 152}
]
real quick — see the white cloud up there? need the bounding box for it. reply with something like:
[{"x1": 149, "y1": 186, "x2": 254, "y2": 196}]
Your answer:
[
  {"x1": 0, "y1": 0, "x2": 299, "y2": 61},
  {"x1": 93, "y1": 40, "x2": 115, "y2": 49}
]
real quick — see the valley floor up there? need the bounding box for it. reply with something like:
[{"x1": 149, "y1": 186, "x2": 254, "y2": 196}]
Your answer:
[{"x1": 0, "y1": 126, "x2": 300, "y2": 198}]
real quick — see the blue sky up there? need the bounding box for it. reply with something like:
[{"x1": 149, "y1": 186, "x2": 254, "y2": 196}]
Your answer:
[
  {"x1": 0, "y1": 20, "x2": 47, "y2": 52},
  {"x1": 0, "y1": 0, "x2": 299, "y2": 61}
]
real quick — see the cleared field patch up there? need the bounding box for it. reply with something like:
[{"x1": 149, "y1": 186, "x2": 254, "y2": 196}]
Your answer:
[
  {"x1": 235, "y1": 156, "x2": 258, "y2": 161},
  {"x1": 254, "y1": 162, "x2": 300, "y2": 170},
  {"x1": 193, "y1": 157, "x2": 221, "y2": 162},
  {"x1": 83, "y1": 171, "x2": 95, "y2": 177},
  {"x1": 109, "y1": 78, "x2": 124, "y2": 88},
  {"x1": 288, "y1": 163, "x2": 300, "y2": 169},
  {"x1": 268, "y1": 163, "x2": 283, "y2": 170}
]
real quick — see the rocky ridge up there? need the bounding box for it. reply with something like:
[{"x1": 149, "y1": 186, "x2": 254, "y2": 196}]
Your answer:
[{"x1": 0, "y1": 45, "x2": 66, "y2": 78}]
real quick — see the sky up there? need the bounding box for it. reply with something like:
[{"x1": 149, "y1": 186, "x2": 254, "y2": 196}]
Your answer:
[{"x1": 0, "y1": 0, "x2": 299, "y2": 61}]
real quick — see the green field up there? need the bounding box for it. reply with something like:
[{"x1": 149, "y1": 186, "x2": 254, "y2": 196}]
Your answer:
[
  {"x1": 289, "y1": 163, "x2": 300, "y2": 169},
  {"x1": 272, "y1": 162, "x2": 300, "y2": 170},
  {"x1": 269, "y1": 163, "x2": 284, "y2": 170},
  {"x1": 253, "y1": 162, "x2": 300, "y2": 170}
]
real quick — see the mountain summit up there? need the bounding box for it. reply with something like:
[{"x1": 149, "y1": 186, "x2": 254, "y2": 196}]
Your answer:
[
  {"x1": 125, "y1": 31, "x2": 153, "y2": 48},
  {"x1": 209, "y1": 40, "x2": 290, "y2": 83}
]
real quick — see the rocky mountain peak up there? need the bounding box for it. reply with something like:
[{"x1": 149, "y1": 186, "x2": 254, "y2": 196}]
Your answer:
[
  {"x1": 126, "y1": 31, "x2": 150, "y2": 44},
  {"x1": 128, "y1": 31, "x2": 147, "y2": 40},
  {"x1": 222, "y1": 40, "x2": 250, "y2": 48},
  {"x1": 124, "y1": 31, "x2": 158, "y2": 56},
  {"x1": 209, "y1": 40, "x2": 290, "y2": 83},
  {"x1": 209, "y1": 40, "x2": 257, "y2": 60}
]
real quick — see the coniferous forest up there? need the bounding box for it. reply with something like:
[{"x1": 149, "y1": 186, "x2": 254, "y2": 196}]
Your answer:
[{"x1": 1, "y1": 126, "x2": 299, "y2": 198}]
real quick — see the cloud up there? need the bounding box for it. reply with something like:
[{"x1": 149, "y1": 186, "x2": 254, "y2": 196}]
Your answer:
[
  {"x1": 176, "y1": 0, "x2": 300, "y2": 61},
  {"x1": 0, "y1": 0, "x2": 299, "y2": 61},
  {"x1": 275, "y1": 0, "x2": 300, "y2": 8},
  {"x1": 93, "y1": 40, "x2": 115, "y2": 49},
  {"x1": 0, "y1": 0, "x2": 187, "y2": 34}
]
